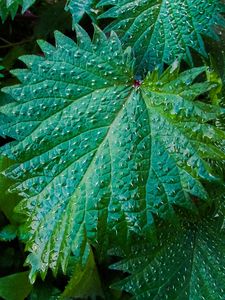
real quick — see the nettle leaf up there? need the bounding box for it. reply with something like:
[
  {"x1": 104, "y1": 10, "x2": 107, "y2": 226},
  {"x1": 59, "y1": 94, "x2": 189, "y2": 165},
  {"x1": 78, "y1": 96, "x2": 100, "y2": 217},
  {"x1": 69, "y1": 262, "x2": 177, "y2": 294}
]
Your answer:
[
  {"x1": 65, "y1": 0, "x2": 100, "y2": 26},
  {"x1": 0, "y1": 92, "x2": 14, "y2": 137},
  {"x1": 111, "y1": 216, "x2": 225, "y2": 300},
  {"x1": 0, "y1": 0, "x2": 35, "y2": 22},
  {"x1": 0, "y1": 27, "x2": 224, "y2": 281},
  {"x1": 98, "y1": 0, "x2": 225, "y2": 73}
]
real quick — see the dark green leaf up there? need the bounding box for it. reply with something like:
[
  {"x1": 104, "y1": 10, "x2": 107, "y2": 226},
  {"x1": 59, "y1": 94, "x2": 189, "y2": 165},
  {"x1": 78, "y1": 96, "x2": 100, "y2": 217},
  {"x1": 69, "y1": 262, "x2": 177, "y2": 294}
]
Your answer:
[
  {"x1": 0, "y1": 271, "x2": 32, "y2": 300},
  {"x1": 27, "y1": 281, "x2": 60, "y2": 300},
  {"x1": 111, "y1": 215, "x2": 225, "y2": 299},
  {"x1": 0, "y1": 65, "x2": 4, "y2": 79},
  {"x1": 98, "y1": 0, "x2": 225, "y2": 73},
  {"x1": 61, "y1": 248, "x2": 103, "y2": 299},
  {"x1": 0, "y1": 0, "x2": 36, "y2": 22},
  {"x1": 0, "y1": 156, "x2": 22, "y2": 223}
]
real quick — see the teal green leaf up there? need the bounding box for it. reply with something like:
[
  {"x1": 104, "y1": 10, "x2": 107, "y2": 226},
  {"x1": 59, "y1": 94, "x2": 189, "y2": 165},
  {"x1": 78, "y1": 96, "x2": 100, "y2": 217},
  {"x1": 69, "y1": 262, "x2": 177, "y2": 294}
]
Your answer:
[
  {"x1": 61, "y1": 247, "x2": 103, "y2": 299},
  {"x1": 0, "y1": 27, "x2": 224, "y2": 281},
  {"x1": 0, "y1": 66, "x2": 4, "y2": 79},
  {"x1": 65, "y1": 0, "x2": 99, "y2": 25},
  {"x1": 98, "y1": 0, "x2": 225, "y2": 73},
  {"x1": 0, "y1": 271, "x2": 32, "y2": 300},
  {"x1": 0, "y1": 92, "x2": 14, "y2": 137},
  {"x1": 0, "y1": 224, "x2": 17, "y2": 241},
  {"x1": 0, "y1": 0, "x2": 35, "y2": 22},
  {"x1": 111, "y1": 215, "x2": 225, "y2": 299}
]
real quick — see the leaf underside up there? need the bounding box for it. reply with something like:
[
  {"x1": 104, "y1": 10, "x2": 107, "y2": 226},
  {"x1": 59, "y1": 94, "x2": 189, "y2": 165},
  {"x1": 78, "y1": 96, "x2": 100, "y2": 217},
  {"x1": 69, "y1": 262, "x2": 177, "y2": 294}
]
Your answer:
[
  {"x1": 98, "y1": 0, "x2": 225, "y2": 73},
  {"x1": 0, "y1": 27, "x2": 224, "y2": 281},
  {"x1": 111, "y1": 215, "x2": 225, "y2": 300}
]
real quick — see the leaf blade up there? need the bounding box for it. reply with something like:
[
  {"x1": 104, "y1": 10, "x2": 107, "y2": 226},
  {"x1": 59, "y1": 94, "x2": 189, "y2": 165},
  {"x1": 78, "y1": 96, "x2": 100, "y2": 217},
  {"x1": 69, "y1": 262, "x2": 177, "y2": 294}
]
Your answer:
[
  {"x1": 0, "y1": 28, "x2": 224, "y2": 281},
  {"x1": 111, "y1": 216, "x2": 225, "y2": 299},
  {"x1": 98, "y1": 0, "x2": 225, "y2": 73}
]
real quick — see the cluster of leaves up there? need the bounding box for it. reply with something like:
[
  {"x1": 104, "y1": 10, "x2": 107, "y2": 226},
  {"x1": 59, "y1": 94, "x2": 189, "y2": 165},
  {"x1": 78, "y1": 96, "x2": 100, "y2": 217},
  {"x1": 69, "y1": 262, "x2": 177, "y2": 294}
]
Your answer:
[{"x1": 0, "y1": 0, "x2": 225, "y2": 299}]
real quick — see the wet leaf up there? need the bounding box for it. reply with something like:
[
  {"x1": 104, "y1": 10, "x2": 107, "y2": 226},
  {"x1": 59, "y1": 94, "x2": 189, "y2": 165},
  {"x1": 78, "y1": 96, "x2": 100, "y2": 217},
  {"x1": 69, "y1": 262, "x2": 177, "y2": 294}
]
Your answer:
[
  {"x1": 98, "y1": 0, "x2": 225, "y2": 73},
  {"x1": 65, "y1": 0, "x2": 100, "y2": 26},
  {"x1": 0, "y1": 27, "x2": 224, "y2": 282},
  {"x1": 111, "y1": 215, "x2": 225, "y2": 300}
]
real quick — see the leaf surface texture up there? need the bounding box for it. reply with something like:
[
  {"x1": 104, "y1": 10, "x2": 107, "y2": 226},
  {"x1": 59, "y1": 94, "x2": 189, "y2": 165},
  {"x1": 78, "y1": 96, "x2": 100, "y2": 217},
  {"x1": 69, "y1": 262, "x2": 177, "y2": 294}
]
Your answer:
[
  {"x1": 0, "y1": 0, "x2": 35, "y2": 21},
  {"x1": 65, "y1": 0, "x2": 99, "y2": 25},
  {"x1": 0, "y1": 27, "x2": 224, "y2": 280},
  {"x1": 99, "y1": 0, "x2": 225, "y2": 72},
  {"x1": 111, "y1": 216, "x2": 225, "y2": 300}
]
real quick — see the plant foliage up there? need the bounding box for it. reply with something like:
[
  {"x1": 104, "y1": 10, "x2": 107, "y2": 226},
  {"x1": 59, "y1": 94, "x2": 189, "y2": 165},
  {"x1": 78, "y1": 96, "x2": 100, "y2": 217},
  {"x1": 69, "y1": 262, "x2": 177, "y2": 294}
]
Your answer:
[
  {"x1": 0, "y1": 0, "x2": 224, "y2": 299},
  {"x1": 0, "y1": 0, "x2": 35, "y2": 21},
  {"x1": 111, "y1": 214, "x2": 225, "y2": 300},
  {"x1": 65, "y1": 0, "x2": 99, "y2": 25},
  {"x1": 99, "y1": 0, "x2": 225, "y2": 72}
]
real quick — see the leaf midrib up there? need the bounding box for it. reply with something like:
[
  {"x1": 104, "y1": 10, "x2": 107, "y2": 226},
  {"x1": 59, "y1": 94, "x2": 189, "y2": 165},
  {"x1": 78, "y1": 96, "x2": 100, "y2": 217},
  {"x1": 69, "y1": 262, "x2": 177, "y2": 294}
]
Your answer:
[{"x1": 29, "y1": 89, "x2": 135, "y2": 262}]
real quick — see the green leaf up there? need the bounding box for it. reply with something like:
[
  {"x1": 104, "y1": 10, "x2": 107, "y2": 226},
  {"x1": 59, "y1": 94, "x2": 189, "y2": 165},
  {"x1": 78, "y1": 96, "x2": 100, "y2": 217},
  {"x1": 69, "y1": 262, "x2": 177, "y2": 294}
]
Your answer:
[
  {"x1": 0, "y1": 92, "x2": 14, "y2": 137},
  {"x1": 111, "y1": 215, "x2": 225, "y2": 299},
  {"x1": 0, "y1": 271, "x2": 32, "y2": 300},
  {"x1": 205, "y1": 27, "x2": 225, "y2": 84},
  {"x1": 206, "y1": 67, "x2": 223, "y2": 105},
  {"x1": 0, "y1": 156, "x2": 22, "y2": 223},
  {"x1": 0, "y1": 65, "x2": 4, "y2": 79},
  {"x1": 65, "y1": 0, "x2": 99, "y2": 26},
  {"x1": 61, "y1": 247, "x2": 103, "y2": 299},
  {"x1": 0, "y1": 224, "x2": 17, "y2": 241},
  {"x1": 0, "y1": 27, "x2": 224, "y2": 282},
  {"x1": 98, "y1": 0, "x2": 225, "y2": 73},
  {"x1": 27, "y1": 281, "x2": 60, "y2": 300},
  {"x1": 1, "y1": 45, "x2": 27, "y2": 72},
  {"x1": 0, "y1": 0, "x2": 35, "y2": 22}
]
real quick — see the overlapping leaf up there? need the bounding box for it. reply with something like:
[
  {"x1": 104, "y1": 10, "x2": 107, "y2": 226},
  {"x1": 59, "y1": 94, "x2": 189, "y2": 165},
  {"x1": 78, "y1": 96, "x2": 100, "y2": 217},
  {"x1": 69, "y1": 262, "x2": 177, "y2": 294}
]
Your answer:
[
  {"x1": 0, "y1": 0, "x2": 35, "y2": 22},
  {"x1": 0, "y1": 156, "x2": 22, "y2": 223},
  {"x1": 61, "y1": 248, "x2": 103, "y2": 299},
  {"x1": 0, "y1": 0, "x2": 99, "y2": 25},
  {"x1": 0, "y1": 27, "x2": 224, "y2": 281},
  {"x1": 111, "y1": 215, "x2": 225, "y2": 299},
  {"x1": 98, "y1": 0, "x2": 225, "y2": 73},
  {"x1": 0, "y1": 271, "x2": 32, "y2": 300},
  {"x1": 65, "y1": 0, "x2": 99, "y2": 26}
]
